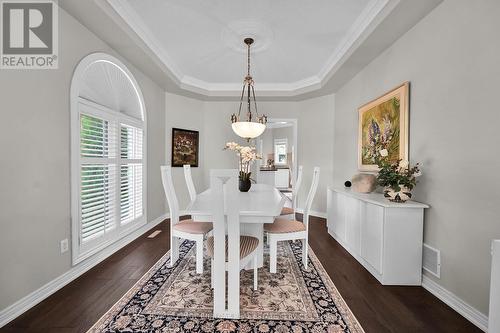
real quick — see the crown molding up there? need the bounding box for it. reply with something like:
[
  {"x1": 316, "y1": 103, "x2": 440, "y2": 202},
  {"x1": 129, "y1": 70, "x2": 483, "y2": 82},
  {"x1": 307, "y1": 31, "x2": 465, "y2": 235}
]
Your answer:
[
  {"x1": 179, "y1": 75, "x2": 323, "y2": 97},
  {"x1": 105, "y1": 0, "x2": 183, "y2": 86},
  {"x1": 318, "y1": 0, "x2": 394, "y2": 84},
  {"x1": 105, "y1": 0, "x2": 396, "y2": 97}
]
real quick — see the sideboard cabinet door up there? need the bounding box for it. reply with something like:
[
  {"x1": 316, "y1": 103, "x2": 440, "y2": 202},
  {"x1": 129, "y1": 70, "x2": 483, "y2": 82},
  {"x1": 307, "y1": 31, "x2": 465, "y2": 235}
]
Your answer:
[
  {"x1": 344, "y1": 196, "x2": 361, "y2": 254},
  {"x1": 335, "y1": 192, "x2": 346, "y2": 241},
  {"x1": 361, "y1": 203, "x2": 384, "y2": 274}
]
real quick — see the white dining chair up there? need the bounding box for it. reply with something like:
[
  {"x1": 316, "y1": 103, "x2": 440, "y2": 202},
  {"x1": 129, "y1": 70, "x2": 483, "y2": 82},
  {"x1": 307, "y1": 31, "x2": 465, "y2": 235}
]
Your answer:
[
  {"x1": 183, "y1": 164, "x2": 197, "y2": 202},
  {"x1": 280, "y1": 165, "x2": 303, "y2": 219},
  {"x1": 208, "y1": 169, "x2": 259, "y2": 318},
  {"x1": 265, "y1": 167, "x2": 320, "y2": 273},
  {"x1": 161, "y1": 166, "x2": 212, "y2": 274}
]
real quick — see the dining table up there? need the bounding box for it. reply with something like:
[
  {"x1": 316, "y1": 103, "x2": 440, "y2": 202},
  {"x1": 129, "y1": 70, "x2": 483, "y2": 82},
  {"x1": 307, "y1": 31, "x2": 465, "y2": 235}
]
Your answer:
[{"x1": 185, "y1": 183, "x2": 286, "y2": 318}]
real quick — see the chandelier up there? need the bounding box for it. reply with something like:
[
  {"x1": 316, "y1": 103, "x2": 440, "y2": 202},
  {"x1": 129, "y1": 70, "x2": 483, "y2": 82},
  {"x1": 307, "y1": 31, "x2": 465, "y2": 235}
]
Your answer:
[{"x1": 231, "y1": 38, "x2": 267, "y2": 140}]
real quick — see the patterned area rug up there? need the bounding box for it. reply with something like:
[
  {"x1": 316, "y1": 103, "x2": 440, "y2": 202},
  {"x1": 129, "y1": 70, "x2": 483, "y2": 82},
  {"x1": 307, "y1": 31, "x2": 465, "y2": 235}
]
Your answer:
[{"x1": 88, "y1": 240, "x2": 364, "y2": 332}]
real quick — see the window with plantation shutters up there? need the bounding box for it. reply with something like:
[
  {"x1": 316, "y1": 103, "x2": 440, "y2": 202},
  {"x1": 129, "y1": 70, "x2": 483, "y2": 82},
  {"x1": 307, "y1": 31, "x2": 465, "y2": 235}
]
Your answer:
[
  {"x1": 71, "y1": 54, "x2": 146, "y2": 265},
  {"x1": 73, "y1": 100, "x2": 146, "y2": 262}
]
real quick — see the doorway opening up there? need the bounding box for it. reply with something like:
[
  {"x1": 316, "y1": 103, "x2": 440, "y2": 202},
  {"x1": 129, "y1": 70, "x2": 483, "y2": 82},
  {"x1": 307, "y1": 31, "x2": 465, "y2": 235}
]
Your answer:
[{"x1": 255, "y1": 119, "x2": 298, "y2": 195}]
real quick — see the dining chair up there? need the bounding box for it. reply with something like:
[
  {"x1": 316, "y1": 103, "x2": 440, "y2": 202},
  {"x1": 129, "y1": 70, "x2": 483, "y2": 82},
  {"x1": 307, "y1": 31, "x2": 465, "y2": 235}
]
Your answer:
[
  {"x1": 280, "y1": 165, "x2": 303, "y2": 219},
  {"x1": 183, "y1": 164, "x2": 197, "y2": 202},
  {"x1": 208, "y1": 169, "x2": 259, "y2": 317},
  {"x1": 265, "y1": 167, "x2": 320, "y2": 273},
  {"x1": 161, "y1": 166, "x2": 212, "y2": 274}
]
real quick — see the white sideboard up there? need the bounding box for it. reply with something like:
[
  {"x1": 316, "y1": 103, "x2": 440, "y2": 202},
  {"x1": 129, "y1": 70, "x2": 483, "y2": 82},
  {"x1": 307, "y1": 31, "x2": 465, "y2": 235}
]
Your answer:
[{"x1": 327, "y1": 187, "x2": 429, "y2": 285}]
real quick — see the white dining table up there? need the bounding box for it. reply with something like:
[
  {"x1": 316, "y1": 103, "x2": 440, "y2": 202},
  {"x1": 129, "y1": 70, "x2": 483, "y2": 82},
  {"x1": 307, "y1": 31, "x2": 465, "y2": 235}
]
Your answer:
[
  {"x1": 185, "y1": 183, "x2": 286, "y2": 318},
  {"x1": 186, "y1": 183, "x2": 286, "y2": 268}
]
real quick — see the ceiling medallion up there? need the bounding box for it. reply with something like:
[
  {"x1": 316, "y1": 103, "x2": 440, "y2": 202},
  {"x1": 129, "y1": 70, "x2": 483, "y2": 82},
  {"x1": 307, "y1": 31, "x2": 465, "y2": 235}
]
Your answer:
[
  {"x1": 221, "y1": 19, "x2": 274, "y2": 54},
  {"x1": 230, "y1": 38, "x2": 267, "y2": 141}
]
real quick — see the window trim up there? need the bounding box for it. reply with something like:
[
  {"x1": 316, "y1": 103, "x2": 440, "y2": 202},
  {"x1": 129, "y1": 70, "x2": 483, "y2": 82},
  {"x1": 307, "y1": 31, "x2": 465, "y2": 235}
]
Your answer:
[{"x1": 70, "y1": 53, "x2": 147, "y2": 265}]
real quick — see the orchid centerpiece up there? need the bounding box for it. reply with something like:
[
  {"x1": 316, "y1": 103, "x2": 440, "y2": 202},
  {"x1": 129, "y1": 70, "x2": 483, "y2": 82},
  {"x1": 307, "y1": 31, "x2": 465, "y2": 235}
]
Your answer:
[
  {"x1": 376, "y1": 149, "x2": 422, "y2": 203},
  {"x1": 224, "y1": 142, "x2": 262, "y2": 192}
]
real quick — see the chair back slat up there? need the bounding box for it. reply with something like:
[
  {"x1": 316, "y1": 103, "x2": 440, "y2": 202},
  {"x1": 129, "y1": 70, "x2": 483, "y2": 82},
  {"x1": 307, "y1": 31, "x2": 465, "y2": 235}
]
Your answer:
[
  {"x1": 160, "y1": 166, "x2": 179, "y2": 224},
  {"x1": 292, "y1": 165, "x2": 303, "y2": 210},
  {"x1": 303, "y1": 167, "x2": 320, "y2": 229},
  {"x1": 210, "y1": 169, "x2": 239, "y2": 316},
  {"x1": 183, "y1": 164, "x2": 197, "y2": 202}
]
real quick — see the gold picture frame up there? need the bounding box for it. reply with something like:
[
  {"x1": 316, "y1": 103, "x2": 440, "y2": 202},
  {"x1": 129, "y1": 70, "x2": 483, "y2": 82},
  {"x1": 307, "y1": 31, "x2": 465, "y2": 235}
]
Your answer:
[{"x1": 358, "y1": 82, "x2": 409, "y2": 171}]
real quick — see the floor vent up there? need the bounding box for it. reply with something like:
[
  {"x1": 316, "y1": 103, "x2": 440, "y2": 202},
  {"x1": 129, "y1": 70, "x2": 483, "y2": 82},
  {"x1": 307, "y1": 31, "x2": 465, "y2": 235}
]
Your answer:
[
  {"x1": 147, "y1": 230, "x2": 162, "y2": 238},
  {"x1": 423, "y1": 243, "x2": 441, "y2": 278}
]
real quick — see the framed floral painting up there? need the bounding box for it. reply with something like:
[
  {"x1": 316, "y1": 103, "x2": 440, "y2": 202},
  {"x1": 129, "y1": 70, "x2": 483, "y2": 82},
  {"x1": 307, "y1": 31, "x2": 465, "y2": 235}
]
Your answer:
[
  {"x1": 358, "y1": 82, "x2": 409, "y2": 171},
  {"x1": 171, "y1": 128, "x2": 199, "y2": 167}
]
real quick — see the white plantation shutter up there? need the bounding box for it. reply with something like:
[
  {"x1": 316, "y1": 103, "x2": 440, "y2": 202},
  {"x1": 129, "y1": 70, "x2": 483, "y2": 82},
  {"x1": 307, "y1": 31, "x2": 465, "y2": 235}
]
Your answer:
[
  {"x1": 120, "y1": 125, "x2": 142, "y2": 159},
  {"x1": 120, "y1": 164, "x2": 143, "y2": 224},
  {"x1": 120, "y1": 124, "x2": 144, "y2": 225},
  {"x1": 74, "y1": 101, "x2": 145, "y2": 261},
  {"x1": 79, "y1": 114, "x2": 118, "y2": 243},
  {"x1": 80, "y1": 114, "x2": 113, "y2": 158},
  {"x1": 80, "y1": 164, "x2": 116, "y2": 241}
]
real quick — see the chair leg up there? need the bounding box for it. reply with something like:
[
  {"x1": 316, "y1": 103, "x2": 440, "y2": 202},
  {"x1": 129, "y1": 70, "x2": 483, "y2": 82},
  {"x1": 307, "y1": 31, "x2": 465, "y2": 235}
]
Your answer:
[
  {"x1": 253, "y1": 255, "x2": 258, "y2": 291},
  {"x1": 170, "y1": 236, "x2": 179, "y2": 267},
  {"x1": 302, "y1": 238, "x2": 308, "y2": 269},
  {"x1": 196, "y1": 238, "x2": 204, "y2": 274},
  {"x1": 270, "y1": 237, "x2": 278, "y2": 273}
]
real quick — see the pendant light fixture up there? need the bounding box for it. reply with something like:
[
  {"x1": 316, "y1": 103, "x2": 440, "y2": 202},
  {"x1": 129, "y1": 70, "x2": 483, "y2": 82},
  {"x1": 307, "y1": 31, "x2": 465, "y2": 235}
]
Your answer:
[{"x1": 231, "y1": 38, "x2": 267, "y2": 140}]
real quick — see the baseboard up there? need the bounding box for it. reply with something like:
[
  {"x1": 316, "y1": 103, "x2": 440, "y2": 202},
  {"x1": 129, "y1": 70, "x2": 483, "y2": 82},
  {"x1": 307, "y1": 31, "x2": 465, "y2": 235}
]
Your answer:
[
  {"x1": 422, "y1": 275, "x2": 488, "y2": 332},
  {"x1": 0, "y1": 213, "x2": 169, "y2": 328},
  {"x1": 296, "y1": 208, "x2": 327, "y2": 219}
]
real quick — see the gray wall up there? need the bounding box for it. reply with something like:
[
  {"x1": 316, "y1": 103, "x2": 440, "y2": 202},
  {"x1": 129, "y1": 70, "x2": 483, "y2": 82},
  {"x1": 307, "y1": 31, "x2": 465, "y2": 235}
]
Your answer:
[
  {"x1": 333, "y1": 0, "x2": 500, "y2": 314},
  {"x1": 0, "y1": 8, "x2": 166, "y2": 311},
  {"x1": 260, "y1": 129, "x2": 274, "y2": 164},
  {"x1": 165, "y1": 92, "x2": 205, "y2": 209}
]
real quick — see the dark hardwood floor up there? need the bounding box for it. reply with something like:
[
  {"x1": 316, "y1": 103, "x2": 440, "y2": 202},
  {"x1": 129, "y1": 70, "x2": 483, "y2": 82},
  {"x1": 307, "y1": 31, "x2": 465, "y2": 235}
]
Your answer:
[{"x1": 2, "y1": 216, "x2": 481, "y2": 333}]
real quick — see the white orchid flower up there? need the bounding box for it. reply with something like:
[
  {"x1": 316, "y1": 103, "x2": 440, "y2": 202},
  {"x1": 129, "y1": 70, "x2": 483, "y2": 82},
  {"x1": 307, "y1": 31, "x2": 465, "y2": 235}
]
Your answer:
[
  {"x1": 379, "y1": 149, "x2": 388, "y2": 157},
  {"x1": 225, "y1": 142, "x2": 241, "y2": 151}
]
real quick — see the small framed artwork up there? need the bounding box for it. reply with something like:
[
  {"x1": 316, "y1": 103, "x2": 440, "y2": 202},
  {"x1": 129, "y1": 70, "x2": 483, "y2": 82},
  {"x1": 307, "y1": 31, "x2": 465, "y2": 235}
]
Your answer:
[
  {"x1": 358, "y1": 82, "x2": 409, "y2": 171},
  {"x1": 171, "y1": 128, "x2": 199, "y2": 167}
]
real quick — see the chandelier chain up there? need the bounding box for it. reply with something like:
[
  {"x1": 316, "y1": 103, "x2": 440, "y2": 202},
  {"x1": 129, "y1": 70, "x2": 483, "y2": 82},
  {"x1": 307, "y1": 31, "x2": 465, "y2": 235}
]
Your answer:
[{"x1": 247, "y1": 42, "x2": 251, "y2": 76}]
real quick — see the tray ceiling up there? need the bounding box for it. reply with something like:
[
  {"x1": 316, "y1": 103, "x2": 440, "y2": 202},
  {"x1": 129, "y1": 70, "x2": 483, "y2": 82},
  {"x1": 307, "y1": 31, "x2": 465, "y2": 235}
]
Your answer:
[{"x1": 107, "y1": 0, "x2": 392, "y2": 96}]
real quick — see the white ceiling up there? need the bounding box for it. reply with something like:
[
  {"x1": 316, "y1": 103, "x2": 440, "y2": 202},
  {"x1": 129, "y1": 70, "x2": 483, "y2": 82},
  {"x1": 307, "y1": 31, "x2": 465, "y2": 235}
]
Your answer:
[
  {"x1": 107, "y1": 0, "x2": 390, "y2": 96},
  {"x1": 61, "y1": 0, "x2": 443, "y2": 99}
]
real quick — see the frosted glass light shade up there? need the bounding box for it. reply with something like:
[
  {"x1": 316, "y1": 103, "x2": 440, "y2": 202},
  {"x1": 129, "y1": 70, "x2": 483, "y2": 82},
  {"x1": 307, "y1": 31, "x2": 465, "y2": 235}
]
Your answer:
[{"x1": 232, "y1": 121, "x2": 266, "y2": 139}]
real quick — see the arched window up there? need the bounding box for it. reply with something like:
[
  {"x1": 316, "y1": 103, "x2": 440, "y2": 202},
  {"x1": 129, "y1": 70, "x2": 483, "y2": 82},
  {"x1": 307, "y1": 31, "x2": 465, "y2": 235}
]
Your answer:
[{"x1": 70, "y1": 53, "x2": 146, "y2": 265}]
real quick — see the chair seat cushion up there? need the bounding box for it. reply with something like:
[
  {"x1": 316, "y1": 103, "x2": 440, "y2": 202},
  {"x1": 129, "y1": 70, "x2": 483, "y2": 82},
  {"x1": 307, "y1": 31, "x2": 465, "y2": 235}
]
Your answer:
[
  {"x1": 173, "y1": 219, "x2": 212, "y2": 234},
  {"x1": 264, "y1": 219, "x2": 306, "y2": 234},
  {"x1": 206, "y1": 236, "x2": 259, "y2": 259},
  {"x1": 280, "y1": 207, "x2": 295, "y2": 215}
]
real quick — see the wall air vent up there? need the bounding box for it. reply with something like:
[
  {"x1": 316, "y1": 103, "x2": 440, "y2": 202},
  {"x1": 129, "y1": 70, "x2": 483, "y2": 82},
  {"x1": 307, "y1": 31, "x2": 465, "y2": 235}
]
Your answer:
[{"x1": 423, "y1": 243, "x2": 441, "y2": 278}]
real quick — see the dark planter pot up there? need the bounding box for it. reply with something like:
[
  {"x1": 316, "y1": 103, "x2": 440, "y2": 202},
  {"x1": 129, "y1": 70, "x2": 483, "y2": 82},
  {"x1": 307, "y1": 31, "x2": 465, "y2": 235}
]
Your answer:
[{"x1": 239, "y1": 178, "x2": 251, "y2": 192}]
